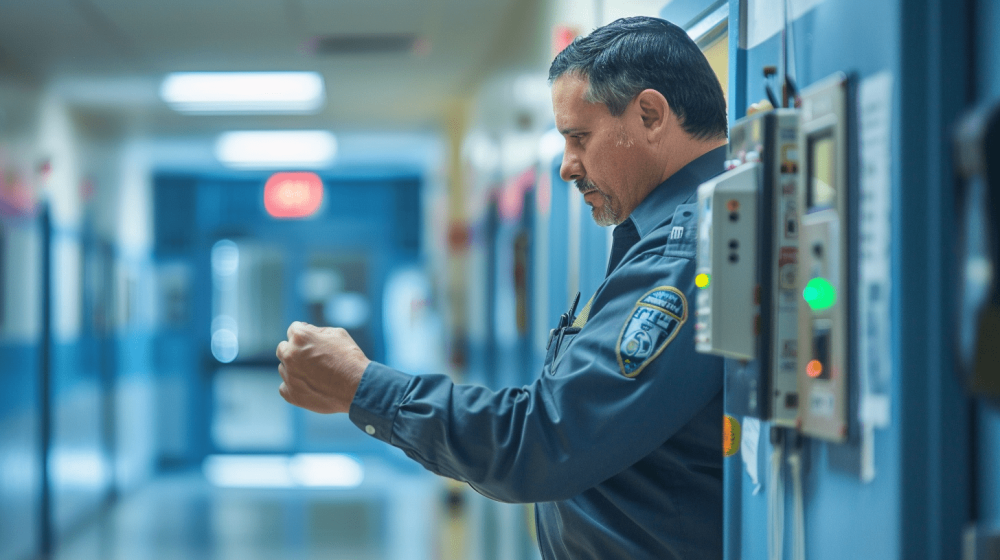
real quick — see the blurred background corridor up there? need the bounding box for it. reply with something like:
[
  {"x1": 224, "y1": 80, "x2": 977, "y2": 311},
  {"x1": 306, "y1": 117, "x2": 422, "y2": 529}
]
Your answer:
[{"x1": 1, "y1": 0, "x2": 999, "y2": 559}]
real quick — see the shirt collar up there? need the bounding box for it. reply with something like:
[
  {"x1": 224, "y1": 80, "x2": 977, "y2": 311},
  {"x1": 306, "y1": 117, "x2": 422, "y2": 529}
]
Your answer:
[{"x1": 626, "y1": 145, "x2": 727, "y2": 239}]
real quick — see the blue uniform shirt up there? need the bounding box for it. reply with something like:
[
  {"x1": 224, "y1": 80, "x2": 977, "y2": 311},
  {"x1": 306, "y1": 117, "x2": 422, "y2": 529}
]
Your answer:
[{"x1": 349, "y1": 146, "x2": 727, "y2": 560}]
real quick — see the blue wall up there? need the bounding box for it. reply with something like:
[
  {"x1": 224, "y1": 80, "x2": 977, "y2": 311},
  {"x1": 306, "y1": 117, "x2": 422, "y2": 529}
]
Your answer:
[
  {"x1": 0, "y1": 206, "x2": 162, "y2": 560},
  {"x1": 727, "y1": 0, "x2": 905, "y2": 557},
  {"x1": 0, "y1": 341, "x2": 42, "y2": 560},
  {"x1": 0, "y1": 213, "x2": 43, "y2": 560},
  {"x1": 723, "y1": 0, "x2": 990, "y2": 558}
]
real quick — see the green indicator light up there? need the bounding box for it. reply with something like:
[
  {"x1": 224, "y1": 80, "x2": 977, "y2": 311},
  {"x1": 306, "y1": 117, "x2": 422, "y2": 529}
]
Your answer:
[
  {"x1": 695, "y1": 273, "x2": 711, "y2": 289},
  {"x1": 803, "y1": 277, "x2": 837, "y2": 310}
]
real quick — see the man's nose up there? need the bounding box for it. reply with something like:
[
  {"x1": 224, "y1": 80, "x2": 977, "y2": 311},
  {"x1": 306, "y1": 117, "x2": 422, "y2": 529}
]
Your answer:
[{"x1": 560, "y1": 150, "x2": 584, "y2": 182}]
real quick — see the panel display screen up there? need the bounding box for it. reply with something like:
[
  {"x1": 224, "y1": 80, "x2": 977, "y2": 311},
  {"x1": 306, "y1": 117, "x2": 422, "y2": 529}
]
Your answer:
[{"x1": 807, "y1": 132, "x2": 837, "y2": 210}]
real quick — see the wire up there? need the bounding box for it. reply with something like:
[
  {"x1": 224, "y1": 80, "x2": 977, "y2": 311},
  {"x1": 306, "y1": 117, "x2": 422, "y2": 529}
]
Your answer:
[
  {"x1": 779, "y1": 0, "x2": 787, "y2": 98},
  {"x1": 768, "y1": 430, "x2": 785, "y2": 560},
  {"x1": 783, "y1": 0, "x2": 800, "y2": 107},
  {"x1": 788, "y1": 443, "x2": 806, "y2": 560},
  {"x1": 765, "y1": 83, "x2": 781, "y2": 110}
]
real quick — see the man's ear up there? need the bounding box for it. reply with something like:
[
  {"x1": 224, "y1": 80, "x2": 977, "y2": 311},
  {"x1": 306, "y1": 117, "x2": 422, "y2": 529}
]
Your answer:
[{"x1": 635, "y1": 89, "x2": 671, "y2": 138}]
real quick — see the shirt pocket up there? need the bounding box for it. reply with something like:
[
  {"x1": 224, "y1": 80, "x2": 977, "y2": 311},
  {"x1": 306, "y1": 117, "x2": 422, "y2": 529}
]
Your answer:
[{"x1": 664, "y1": 203, "x2": 698, "y2": 258}]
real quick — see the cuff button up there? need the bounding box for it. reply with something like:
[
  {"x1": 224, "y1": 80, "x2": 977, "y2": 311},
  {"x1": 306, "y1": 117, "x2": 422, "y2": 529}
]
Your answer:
[{"x1": 365, "y1": 425, "x2": 376, "y2": 436}]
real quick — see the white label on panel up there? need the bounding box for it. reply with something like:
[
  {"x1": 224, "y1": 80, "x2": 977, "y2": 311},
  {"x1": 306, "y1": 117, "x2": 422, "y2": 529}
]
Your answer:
[
  {"x1": 809, "y1": 389, "x2": 836, "y2": 417},
  {"x1": 740, "y1": 416, "x2": 762, "y2": 493},
  {"x1": 858, "y1": 71, "x2": 894, "y2": 428}
]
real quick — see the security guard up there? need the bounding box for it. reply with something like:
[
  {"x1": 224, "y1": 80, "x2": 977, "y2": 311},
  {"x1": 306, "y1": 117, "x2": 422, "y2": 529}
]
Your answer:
[{"x1": 277, "y1": 16, "x2": 728, "y2": 560}]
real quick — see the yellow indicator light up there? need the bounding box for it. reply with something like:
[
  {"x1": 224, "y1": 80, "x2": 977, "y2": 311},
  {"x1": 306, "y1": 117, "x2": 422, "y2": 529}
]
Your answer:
[
  {"x1": 723, "y1": 415, "x2": 741, "y2": 457},
  {"x1": 695, "y1": 273, "x2": 711, "y2": 289},
  {"x1": 806, "y1": 359, "x2": 824, "y2": 378}
]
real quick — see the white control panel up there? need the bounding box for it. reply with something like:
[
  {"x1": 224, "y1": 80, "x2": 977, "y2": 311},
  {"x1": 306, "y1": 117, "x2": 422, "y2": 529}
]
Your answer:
[{"x1": 695, "y1": 162, "x2": 760, "y2": 361}]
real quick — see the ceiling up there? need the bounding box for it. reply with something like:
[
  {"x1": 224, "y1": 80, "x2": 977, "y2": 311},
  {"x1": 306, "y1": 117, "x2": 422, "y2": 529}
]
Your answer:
[{"x1": 0, "y1": 0, "x2": 549, "y2": 135}]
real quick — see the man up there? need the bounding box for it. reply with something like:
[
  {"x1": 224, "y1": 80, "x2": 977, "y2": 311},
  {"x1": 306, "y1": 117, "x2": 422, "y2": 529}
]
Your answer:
[{"x1": 277, "y1": 16, "x2": 728, "y2": 560}]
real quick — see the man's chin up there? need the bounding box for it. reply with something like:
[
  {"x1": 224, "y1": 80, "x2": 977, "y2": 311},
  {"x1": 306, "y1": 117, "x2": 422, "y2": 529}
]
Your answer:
[{"x1": 591, "y1": 208, "x2": 620, "y2": 227}]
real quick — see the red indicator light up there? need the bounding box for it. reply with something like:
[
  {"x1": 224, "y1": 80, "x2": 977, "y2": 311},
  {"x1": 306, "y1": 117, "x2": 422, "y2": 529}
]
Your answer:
[
  {"x1": 806, "y1": 359, "x2": 823, "y2": 378},
  {"x1": 264, "y1": 172, "x2": 323, "y2": 218},
  {"x1": 726, "y1": 199, "x2": 740, "y2": 212}
]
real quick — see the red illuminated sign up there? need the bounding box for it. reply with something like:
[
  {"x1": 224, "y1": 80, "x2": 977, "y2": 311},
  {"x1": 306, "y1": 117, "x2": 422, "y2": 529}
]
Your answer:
[
  {"x1": 552, "y1": 25, "x2": 579, "y2": 56},
  {"x1": 264, "y1": 172, "x2": 323, "y2": 218}
]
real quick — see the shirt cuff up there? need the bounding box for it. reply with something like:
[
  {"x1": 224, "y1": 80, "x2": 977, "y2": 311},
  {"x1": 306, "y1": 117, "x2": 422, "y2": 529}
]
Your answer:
[{"x1": 348, "y1": 361, "x2": 413, "y2": 444}]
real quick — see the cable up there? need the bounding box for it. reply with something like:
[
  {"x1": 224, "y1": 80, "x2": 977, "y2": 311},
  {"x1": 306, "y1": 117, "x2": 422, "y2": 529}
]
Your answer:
[
  {"x1": 788, "y1": 438, "x2": 806, "y2": 560},
  {"x1": 778, "y1": 0, "x2": 787, "y2": 98},
  {"x1": 783, "y1": 0, "x2": 799, "y2": 107},
  {"x1": 768, "y1": 428, "x2": 785, "y2": 560},
  {"x1": 785, "y1": 75, "x2": 801, "y2": 108},
  {"x1": 765, "y1": 83, "x2": 781, "y2": 110}
]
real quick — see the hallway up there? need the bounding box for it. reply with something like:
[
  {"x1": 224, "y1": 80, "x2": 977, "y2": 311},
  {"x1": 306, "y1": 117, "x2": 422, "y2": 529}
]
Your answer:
[{"x1": 52, "y1": 460, "x2": 439, "y2": 560}]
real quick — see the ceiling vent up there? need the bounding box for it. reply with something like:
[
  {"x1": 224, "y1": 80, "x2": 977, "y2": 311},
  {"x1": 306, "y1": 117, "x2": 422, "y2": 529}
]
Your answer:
[{"x1": 305, "y1": 34, "x2": 421, "y2": 56}]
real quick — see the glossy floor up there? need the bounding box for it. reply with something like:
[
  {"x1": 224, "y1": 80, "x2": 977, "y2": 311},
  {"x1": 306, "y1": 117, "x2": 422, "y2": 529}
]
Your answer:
[{"x1": 52, "y1": 461, "x2": 441, "y2": 560}]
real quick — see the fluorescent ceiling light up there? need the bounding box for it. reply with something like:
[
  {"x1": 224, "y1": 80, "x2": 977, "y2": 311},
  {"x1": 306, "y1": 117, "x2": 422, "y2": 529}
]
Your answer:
[
  {"x1": 160, "y1": 72, "x2": 325, "y2": 113},
  {"x1": 215, "y1": 130, "x2": 337, "y2": 169}
]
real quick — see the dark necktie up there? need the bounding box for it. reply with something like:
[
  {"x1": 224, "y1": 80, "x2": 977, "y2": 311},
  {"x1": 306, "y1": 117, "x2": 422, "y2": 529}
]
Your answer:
[{"x1": 606, "y1": 218, "x2": 641, "y2": 277}]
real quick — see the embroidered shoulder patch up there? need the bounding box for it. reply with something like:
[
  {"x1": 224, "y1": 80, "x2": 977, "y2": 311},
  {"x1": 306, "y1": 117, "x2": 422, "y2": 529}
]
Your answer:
[{"x1": 616, "y1": 286, "x2": 688, "y2": 377}]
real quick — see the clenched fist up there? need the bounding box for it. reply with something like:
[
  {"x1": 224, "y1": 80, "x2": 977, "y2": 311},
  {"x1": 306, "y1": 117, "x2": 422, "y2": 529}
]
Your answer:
[{"x1": 276, "y1": 321, "x2": 371, "y2": 414}]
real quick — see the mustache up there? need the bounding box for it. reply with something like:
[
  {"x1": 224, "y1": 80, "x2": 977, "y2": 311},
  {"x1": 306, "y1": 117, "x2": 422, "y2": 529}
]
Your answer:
[{"x1": 575, "y1": 179, "x2": 599, "y2": 194}]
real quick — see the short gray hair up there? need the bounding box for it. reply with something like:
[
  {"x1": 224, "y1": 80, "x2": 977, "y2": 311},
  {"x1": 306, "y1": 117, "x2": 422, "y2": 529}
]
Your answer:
[{"x1": 549, "y1": 16, "x2": 727, "y2": 140}]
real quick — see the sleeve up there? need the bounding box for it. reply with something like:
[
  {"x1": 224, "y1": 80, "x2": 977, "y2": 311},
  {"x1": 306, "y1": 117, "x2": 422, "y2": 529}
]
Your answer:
[{"x1": 348, "y1": 251, "x2": 723, "y2": 504}]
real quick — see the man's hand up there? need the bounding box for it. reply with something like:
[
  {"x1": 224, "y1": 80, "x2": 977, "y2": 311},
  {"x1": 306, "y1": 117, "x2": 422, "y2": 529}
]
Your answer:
[{"x1": 276, "y1": 321, "x2": 371, "y2": 414}]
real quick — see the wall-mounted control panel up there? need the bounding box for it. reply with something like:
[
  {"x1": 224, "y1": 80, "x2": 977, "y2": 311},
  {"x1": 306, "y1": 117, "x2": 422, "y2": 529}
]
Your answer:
[
  {"x1": 695, "y1": 162, "x2": 760, "y2": 361},
  {"x1": 796, "y1": 74, "x2": 853, "y2": 442},
  {"x1": 697, "y1": 110, "x2": 801, "y2": 424},
  {"x1": 735, "y1": 110, "x2": 801, "y2": 426}
]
